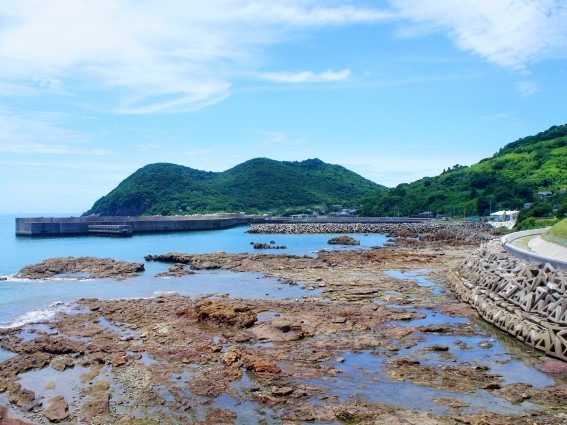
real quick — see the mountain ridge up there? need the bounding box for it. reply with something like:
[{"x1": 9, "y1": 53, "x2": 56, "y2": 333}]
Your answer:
[{"x1": 84, "y1": 157, "x2": 385, "y2": 216}]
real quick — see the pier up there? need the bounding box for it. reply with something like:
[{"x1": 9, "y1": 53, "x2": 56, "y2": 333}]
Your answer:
[
  {"x1": 15, "y1": 214, "x2": 260, "y2": 236},
  {"x1": 15, "y1": 215, "x2": 432, "y2": 236}
]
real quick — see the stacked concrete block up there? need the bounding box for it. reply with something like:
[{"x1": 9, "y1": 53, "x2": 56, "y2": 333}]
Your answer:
[{"x1": 449, "y1": 239, "x2": 567, "y2": 361}]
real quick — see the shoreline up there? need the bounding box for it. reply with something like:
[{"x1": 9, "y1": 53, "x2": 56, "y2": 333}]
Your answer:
[{"x1": 1, "y1": 225, "x2": 567, "y2": 424}]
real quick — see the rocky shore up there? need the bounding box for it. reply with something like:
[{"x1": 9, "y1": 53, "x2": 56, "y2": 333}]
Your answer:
[
  {"x1": 15, "y1": 257, "x2": 145, "y2": 280},
  {"x1": 1, "y1": 225, "x2": 567, "y2": 424}
]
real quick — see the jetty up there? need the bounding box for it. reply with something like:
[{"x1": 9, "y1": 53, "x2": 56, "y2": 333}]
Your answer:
[
  {"x1": 15, "y1": 215, "x2": 433, "y2": 237},
  {"x1": 15, "y1": 214, "x2": 260, "y2": 236}
]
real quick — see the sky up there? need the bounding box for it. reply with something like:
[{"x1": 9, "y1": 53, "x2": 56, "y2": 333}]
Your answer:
[{"x1": 1, "y1": 0, "x2": 566, "y2": 214}]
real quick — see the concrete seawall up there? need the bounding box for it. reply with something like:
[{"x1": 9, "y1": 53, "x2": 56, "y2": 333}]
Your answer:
[
  {"x1": 15, "y1": 215, "x2": 260, "y2": 236},
  {"x1": 448, "y1": 239, "x2": 567, "y2": 361},
  {"x1": 501, "y1": 228, "x2": 567, "y2": 270},
  {"x1": 15, "y1": 216, "x2": 435, "y2": 236}
]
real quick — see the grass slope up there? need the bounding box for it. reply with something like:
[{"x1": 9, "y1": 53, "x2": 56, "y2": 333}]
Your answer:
[
  {"x1": 542, "y1": 219, "x2": 567, "y2": 247},
  {"x1": 84, "y1": 158, "x2": 385, "y2": 216}
]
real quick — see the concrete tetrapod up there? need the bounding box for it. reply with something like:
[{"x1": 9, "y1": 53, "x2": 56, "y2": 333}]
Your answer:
[{"x1": 448, "y1": 239, "x2": 567, "y2": 361}]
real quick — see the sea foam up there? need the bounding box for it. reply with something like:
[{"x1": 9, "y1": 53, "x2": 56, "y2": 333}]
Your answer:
[{"x1": 0, "y1": 301, "x2": 69, "y2": 329}]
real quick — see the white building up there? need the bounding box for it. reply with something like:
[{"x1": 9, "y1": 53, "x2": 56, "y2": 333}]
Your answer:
[{"x1": 489, "y1": 210, "x2": 519, "y2": 222}]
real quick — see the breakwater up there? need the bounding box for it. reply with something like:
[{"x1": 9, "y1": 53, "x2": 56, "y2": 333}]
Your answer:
[
  {"x1": 448, "y1": 239, "x2": 567, "y2": 361},
  {"x1": 248, "y1": 222, "x2": 494, "y2": 244},
  {"x1": 15, "y1": 214, "x2": 260, "y2": 236}
]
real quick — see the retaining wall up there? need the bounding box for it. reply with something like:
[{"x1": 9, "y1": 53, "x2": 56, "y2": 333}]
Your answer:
[
  {"x1": 448, "y1": 239, "x2": 567, "y2": 361},
  {"x1": 500, "y1": 228, "x2": 567, "y2": 270}
]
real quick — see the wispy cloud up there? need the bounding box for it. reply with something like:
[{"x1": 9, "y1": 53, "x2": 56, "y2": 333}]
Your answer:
[
  {"x1": 515, "y1": 80, "x2": 538, "y2": 97},
  {"x1": 0, "y1": 1, "x2": 389, "y2": 114},
  {"x1": 257, "y1": 130, "x2": 303, "y2": 147},
  {"x1": 0, "y1": 143, "x2": 111, "y2": 155},
  {"x1": 391, "y1": 0, "x2": 567, "y2": 70},
  {"x1": 256, "y1": 69, "x2": 350, "y2": 83},
  {"x1": 0, "y1": 109, "x2": 110, "y2": 155}
]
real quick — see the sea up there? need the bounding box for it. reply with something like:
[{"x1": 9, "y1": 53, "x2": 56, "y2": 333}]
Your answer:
[{"x1": 0, "y1": 214, "x2": 388, "y2": 329}]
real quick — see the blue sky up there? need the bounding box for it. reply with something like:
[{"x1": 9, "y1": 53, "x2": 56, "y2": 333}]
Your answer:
[{"x1": 1, "y1": 0, "x2": 566, "y2": 214}]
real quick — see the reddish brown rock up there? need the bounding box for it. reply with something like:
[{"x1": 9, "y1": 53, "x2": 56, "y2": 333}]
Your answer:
[
  {"x1": 16, "y1": 256, "x2": 144, "y2": 279},
  {"x1": 43, "y1": 396, "x2": 69, "y2": 422},
  {"x1": 535, "y1": 358, "x2": 567, "y2": 377},
  {"x1": 7, "y1": 385, "x2": 35, "y2": 407},
  {"x1": 49, "y1": 355, "x2": 74, "y2": 372},
  {"x1": 110, "y1": 353, "x2": 128, "y2": 366},
  {"x1": 192, "y1": 300, "x2": 257, "y2": 328},
  {"x1": 242, "y1": 357, "x2": 281, "y2": 375}
]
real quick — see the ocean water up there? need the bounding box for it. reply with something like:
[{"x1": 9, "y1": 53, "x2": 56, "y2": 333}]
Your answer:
[{"x1": 0, "y1": 214, "x2": 387, "y2": 327}]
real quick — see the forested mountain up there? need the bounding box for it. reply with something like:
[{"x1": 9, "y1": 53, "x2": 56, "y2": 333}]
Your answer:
[
  {"x1": 84, "y1": 158, "x2": 385, "y2": 216},
  {"x1": 360, "y1": 124, "x2": 567, "y2": 217}
]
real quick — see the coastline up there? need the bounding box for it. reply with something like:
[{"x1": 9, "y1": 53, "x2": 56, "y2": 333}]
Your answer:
[{"x1": 2, "y1": 223, "x2": 567, "y2": 424}]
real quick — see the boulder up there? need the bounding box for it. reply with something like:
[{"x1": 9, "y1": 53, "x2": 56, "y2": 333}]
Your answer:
[{"x1": 327, "y1": 236, "x2": 360, "y2": 246}]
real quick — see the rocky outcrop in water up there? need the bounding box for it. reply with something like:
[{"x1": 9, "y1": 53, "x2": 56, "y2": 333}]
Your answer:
[
  {"x1": 327, "y1": 236, "x2": 360, "y2": 245},
  {"x1": 16, "y1": 257, "x2": 145, "y2": 280},
  {"x1": 155, "y1": 263, "x2": 196, "y2": 278},
  {"x1": 251, "y1": 242, "x2": 287, "y2": 250},
  {"x1": 449, "y1": 239, "x2": 567, "y2": 361}
]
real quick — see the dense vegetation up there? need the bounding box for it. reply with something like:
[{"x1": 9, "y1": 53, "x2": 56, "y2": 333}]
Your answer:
[
  {"x1": 85, "y1": 124, "x2": 566, "y2": 219},
  {"x1": 360, "y1": 124, "x2": 567, "y2": 219},
  {"x1": 84, "y1": 158, "x2": 385, "y2": 216}
]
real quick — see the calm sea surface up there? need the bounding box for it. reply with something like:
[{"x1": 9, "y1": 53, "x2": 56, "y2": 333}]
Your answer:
[{"x1": 0, "y1": 214, "x2": 387, "y2": 327}]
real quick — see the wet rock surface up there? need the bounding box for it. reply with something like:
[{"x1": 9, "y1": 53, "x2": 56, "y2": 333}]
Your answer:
[
  {"x1": 154, "y1": 263, "x2": 196, "y2": 278},
  {"x1": 1, "y1": 228, "x2": 566, "y2": 424},
  {"x1": 15, "y1": 257, "x2": 145, "y2": 280}
]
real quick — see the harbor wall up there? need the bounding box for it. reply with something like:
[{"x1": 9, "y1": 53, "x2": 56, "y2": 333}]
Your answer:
[
  {"x1": 15, "y1": 215, "x2": 434, "y2": 236},
  {"x1": 15, "y1": 215, "x2": 259, "y2": 236},
  {"x1": 448, "y1": 239, "x2": 567, "y2": 361}
]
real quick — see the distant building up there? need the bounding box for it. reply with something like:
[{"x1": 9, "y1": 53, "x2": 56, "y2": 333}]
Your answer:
[
  {"x1": 489, "y1": 210, "x2": 519, "y2": 222},
  {"x1": 416, "y1": 211, "x2": 435, "y2": 219},
  {"x1": 538, "y1": 191, "x2": 553, "y2": 199},
  {"x1": 329, "y1": 208, "x2": 357, "y2": 217}
]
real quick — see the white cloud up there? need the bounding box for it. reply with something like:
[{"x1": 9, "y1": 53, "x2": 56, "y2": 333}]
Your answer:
[
  {"x1": 0, "y1": 109, "x2": 110, "y2": 155},
  {"x1": 391, "y1": 0, "x2": 567, "y2": 69},
  {"x1": 184, "y1": 149, "x2": 214, "y2": 157},
  {"x1": 257, "y1": 130, "x2": 303, "y2": 146},
  {"x1": 515, "y1": 80, "x2": 538, "y2": 97},
  {"x1": 257, "y1": 69, "x2": 350, "y2": 83},
  {"x1": 0, "y1": 1, "x2": 389, "y2": 114}
]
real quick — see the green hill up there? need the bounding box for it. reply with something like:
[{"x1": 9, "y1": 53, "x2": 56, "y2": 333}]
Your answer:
[
  {"x1": 360, "y1": 124, "x2": 567, "y2": 218},
  {"x1": 84, "y1": 158, "x2": 385, "y2": 216}
]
